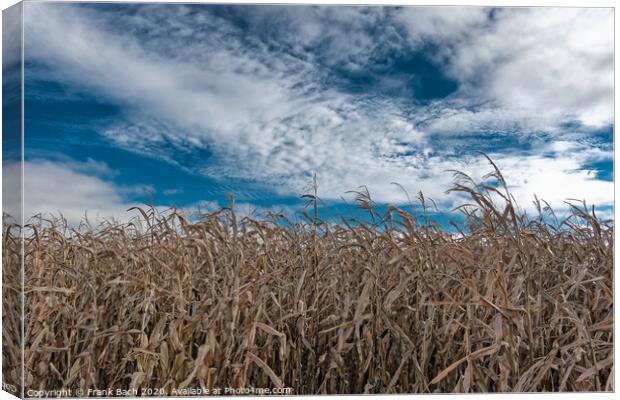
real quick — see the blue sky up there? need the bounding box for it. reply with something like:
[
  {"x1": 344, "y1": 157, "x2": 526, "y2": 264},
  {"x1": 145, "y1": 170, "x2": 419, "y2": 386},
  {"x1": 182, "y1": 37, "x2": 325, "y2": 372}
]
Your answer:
[{"x1": 6, "y1": 3, "x2": 614, "y2": 225}]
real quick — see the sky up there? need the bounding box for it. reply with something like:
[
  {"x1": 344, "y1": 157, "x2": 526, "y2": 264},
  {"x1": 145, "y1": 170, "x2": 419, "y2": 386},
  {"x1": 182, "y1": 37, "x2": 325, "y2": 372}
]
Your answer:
[{"x1": 3, "y1": 3, "x2": 614, "y2": 225}]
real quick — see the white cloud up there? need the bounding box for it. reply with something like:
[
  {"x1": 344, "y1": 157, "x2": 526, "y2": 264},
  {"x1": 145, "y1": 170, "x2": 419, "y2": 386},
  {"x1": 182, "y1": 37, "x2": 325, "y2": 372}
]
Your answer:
[
  {"x1": 3, "y1": 159, "x2": 156, "y2": 227},
  {"x1": 22, "y1": 3, "x2": 614, "y2": 216},
  {"x1": 396, "y1": 6, "x2": 489, "y2": 44},
  {"x1": 491, "y1": 155, "x2": 613, "y2": 210},
  {"x1": 398, "y1": 7, "x2": 613, "y2": 129},
  {"x1": 24, "y1": 3, "x2": 307, "y2": 148},
  {"x1": 241, "y1": 6, "x2": 398, "y2": 71},
  {"x1": 338, "y1": 149, "x2": 614, "y2": 213}
]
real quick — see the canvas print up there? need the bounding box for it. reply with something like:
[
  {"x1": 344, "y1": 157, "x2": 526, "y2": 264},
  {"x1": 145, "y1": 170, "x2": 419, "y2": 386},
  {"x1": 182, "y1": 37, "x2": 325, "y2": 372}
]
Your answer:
[{"x1": 2, "y1": 1, "x2": 614, "y2": 397}]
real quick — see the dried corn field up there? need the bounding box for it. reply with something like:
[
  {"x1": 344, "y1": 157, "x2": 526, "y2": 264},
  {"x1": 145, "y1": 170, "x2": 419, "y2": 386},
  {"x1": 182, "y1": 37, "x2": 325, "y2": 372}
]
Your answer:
[{"x1": 2, "y1": 167, "x2": 614, "y2": 395}]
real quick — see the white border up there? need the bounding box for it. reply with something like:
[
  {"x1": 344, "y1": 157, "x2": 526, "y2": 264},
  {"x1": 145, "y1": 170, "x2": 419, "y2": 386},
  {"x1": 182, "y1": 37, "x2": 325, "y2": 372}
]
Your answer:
[{"x1": 0, "y1": 1, "x2": 616, "y2": 399}]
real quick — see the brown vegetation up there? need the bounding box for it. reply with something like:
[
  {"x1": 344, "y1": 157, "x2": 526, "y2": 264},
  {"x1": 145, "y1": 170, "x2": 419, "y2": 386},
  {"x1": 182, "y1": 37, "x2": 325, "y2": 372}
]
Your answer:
[{"x1": 3, "y1": 164, "x2": 613, "y2": 394}]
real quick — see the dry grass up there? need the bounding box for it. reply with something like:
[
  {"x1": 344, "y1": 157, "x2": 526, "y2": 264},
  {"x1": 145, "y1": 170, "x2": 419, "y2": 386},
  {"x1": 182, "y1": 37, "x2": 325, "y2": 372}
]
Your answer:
[{"x1": 3, "y1": 163, "x2": 613, "y2": 394}]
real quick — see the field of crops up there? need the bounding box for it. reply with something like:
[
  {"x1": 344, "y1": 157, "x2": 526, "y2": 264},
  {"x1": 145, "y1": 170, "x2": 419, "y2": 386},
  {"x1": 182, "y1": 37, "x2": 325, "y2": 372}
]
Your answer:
[{"x1": 2, "y1": 166, "x2": 613, "y2": 394}]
